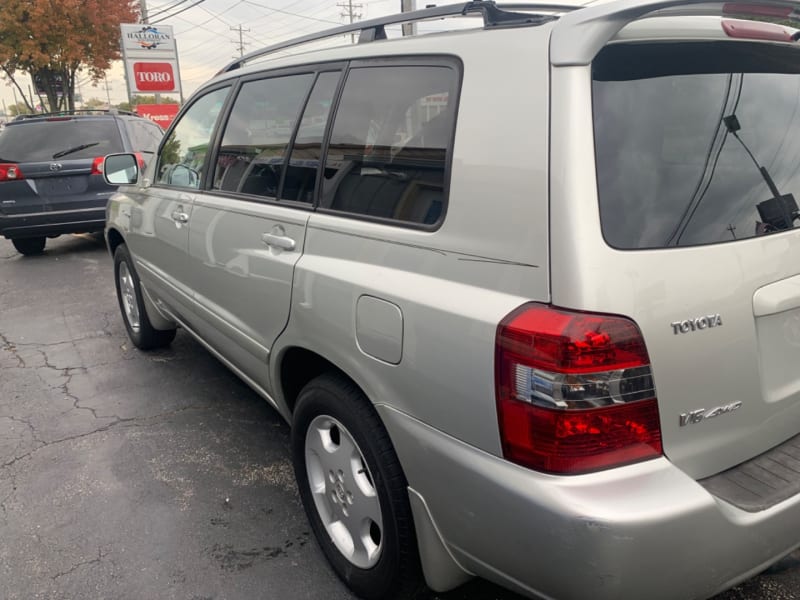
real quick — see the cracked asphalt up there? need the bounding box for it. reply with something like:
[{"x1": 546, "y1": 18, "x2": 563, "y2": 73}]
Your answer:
[{"x1": 0, "y1": 234, "x2": 799, "y2": 600}]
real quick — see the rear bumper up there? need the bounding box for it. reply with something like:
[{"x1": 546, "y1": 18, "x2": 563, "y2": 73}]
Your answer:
[
  {"x1": 378, "y1": 405, "x2": 800, "y2": 600},
  {"x1": 0, "y1": 208, "x2": 105, "y2": 239}
]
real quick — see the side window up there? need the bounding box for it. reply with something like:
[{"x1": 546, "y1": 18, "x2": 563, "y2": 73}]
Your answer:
[
  {"x1": 212, "y1": 73, "x2": 314, "y2": 199},
  {"x1": 127, "y1": 120, "x2": 164, "y2": 159},
  {"x1": 320, "y1": 65, "x2": 458, "y2": 226},
  {"x1": 156, "y1": 87, "x2": 230, "y2": 189},
  {"x1": 280, "y1": 71, "x2": 341, "y2": 203}
]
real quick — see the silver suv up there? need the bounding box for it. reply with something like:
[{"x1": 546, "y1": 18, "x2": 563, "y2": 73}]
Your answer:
[{"x1": 103, "y1": 1, "x2": 800, "y2": 598}]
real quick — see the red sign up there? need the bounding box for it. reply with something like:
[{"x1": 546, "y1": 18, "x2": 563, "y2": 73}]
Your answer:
[
  {"x1": 132, "y1": 62, "x2": 175, "y2": 92},
  {"x1": 136, "y1": 103, "x2": 180, "y2": 129}
]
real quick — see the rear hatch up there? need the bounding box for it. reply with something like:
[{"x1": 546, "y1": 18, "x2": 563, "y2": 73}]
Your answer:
[
  {"x1": 572, "y1": 33, "x2": 800, "y2": 479},
  {"x1": 0, "y1": 117, "x2": 124, "y2": 217}
]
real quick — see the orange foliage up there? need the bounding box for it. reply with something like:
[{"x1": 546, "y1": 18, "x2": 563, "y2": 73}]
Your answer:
[{"x1": 0, "y1": 0, "x2": 139, "y2": 110}]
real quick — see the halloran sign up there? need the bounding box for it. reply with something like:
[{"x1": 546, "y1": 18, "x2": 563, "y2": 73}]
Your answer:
[{"x1": 120, "y1": 24, "x2": 177, "y2": 55}]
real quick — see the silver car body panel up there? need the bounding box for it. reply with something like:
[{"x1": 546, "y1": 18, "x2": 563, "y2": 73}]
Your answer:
[{"x1": 186, "y1": 194, "x2": 310, "y2": 391}]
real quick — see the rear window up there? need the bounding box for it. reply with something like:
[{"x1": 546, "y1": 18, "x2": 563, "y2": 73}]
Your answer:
[
  {"x1": 593, "y1": 42, "x2": 800, "y2": 249},
  {"x1": 0, "y1": 118, "x2": 124, "y2": 163}
]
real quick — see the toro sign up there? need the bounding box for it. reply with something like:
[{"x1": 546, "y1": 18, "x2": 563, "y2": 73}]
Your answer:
[{"x1": 133, "y1": 62, "x2": 176, "y2": 92}]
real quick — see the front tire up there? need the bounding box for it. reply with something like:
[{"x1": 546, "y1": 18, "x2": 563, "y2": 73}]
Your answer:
[
  {"x1": 292, "y1": 373, "x2": 424, "y2": 600},
  {"x1": 113, "y1": 243, "x2": 176, "y2": 350},
  {"x1": 12, "y1": 237, "x2": 46, "y2": 255}
]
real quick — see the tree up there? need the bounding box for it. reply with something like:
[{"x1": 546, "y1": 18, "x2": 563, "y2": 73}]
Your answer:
[
  {"x1": 0, "y1": 0, "x2": 139, "y2": 113},
  {"x1": 5, "y1": 102, "x2": 34, "y2": 117},
  {"x1": 117, "y1": 95, "x2": 179, "y2": 112},
  {"x1": 83, "y1": 97, "x2": 108, "y2": 109}
]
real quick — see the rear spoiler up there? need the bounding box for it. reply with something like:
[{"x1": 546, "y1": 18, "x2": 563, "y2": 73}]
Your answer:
[{"x1": 551, "y1": 0, "x2": 800, "y2": 65}]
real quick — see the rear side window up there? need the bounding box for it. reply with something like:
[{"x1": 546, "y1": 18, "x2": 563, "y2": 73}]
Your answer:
[
  {"x1": 320, "y1": 63, "x2": 458, "y2": 226},
  {"x1": 0, "y1": 119, "x2": 123, "y2": 162},
  {"x1": 126, "y1": 120, "x2": 163, "y2": 157},
  {"x1": 593, "y1": 42, "x2": 800, "y2": 249},
  {"x1": 213, "y1": 73, "x2": 314, "y2": 198}
]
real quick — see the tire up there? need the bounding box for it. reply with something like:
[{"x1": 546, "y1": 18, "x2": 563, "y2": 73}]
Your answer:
[
  {"x1": 113, "y1": 244, "x2": 176, "y2": 350},
  {"x1": 12, "y1": 237, "x2": 46, "y2": 255},
  {"x1": 292, "y1": 373, "x2": 425, "y2": 600}
]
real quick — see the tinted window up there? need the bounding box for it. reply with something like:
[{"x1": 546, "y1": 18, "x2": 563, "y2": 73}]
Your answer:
[
  {"x1": 0, "y1": 119, "x2": 123, "y2": 162},
  {"x1": 126, "y1": 120, "x2": 163, "y2": 157},
  {"x1": 280, "y1": 71, "x2": 341, "y2": 203},
  {"x1": 593, "y1": 42, "x2": 800, "y2": 249},
  {"x1": 320, "y1": 65, "x2": 458, "y2": 225},
  {"x1": 213, "y1": 73, "x2": 314, "y2": 199},
  {"x1": 156, "y1": 86, "x2": 230, "y2": 189}
]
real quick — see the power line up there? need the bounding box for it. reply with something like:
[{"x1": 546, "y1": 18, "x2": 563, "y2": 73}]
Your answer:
[
  {"x1": 241, "y1": 0, "x2": 341, "y2": 25},
  {"x1": 151, "y1": 0, "x2": 207, "y2": 23},
  {"x1": 149, "y1": 0, "x2": 194, "y2": 19}
]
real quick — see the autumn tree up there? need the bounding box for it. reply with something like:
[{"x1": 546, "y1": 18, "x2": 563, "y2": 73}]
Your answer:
[
  {"x1": 0, "y1": 0, "x2": 139, "y2": 112},
  {"x1": 117, "y1": 95, "x2": 179, "y2": 112}
]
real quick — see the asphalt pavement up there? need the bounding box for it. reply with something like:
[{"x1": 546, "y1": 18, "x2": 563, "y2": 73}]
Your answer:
[{"x1": 0, "y1": 234, "x2": 798, "y2": 600}]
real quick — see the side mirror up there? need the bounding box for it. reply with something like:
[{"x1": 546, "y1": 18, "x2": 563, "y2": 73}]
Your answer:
[{"x1": 104, "y1": 153, "x2": 139, "y2": 185}]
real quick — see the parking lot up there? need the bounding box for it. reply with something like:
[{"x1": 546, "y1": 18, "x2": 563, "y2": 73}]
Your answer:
[{"x1": 1, "y1": 233, "x2": 799, "y2": 600}]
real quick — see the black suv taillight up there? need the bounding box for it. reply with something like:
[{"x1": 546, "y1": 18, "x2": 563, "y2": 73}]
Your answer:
[
  {"x1": 0, "y1": 163, "x2": 24, "y2": 182},
  {"x1": 495, "y1": 303, "x2": 662, "y2": 475}
]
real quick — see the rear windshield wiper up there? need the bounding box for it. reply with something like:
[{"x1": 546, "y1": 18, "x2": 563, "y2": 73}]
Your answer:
[{"x1": 52, "y1": 142, "x2": 100, "y2": 159}]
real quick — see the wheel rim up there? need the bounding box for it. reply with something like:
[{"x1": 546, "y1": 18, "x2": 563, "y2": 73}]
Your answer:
[
  {"x1": 305, "y1": 415, "x2": 383, "y2": 569},
  {"x1": 118, "y1": 261, "x2": 141, "y2": 332}
]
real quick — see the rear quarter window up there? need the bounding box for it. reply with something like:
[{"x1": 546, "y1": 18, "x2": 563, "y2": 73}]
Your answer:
[
  {"x1": 319, "y1": 61, "x2": 459, "y2": 227},
  {"x1": 593, "y1": 42, "x2": 800, "y2": 249}
]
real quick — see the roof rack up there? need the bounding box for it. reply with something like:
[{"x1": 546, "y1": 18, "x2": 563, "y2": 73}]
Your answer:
[
  {"x1": 220, "y1": 1, "x2": 575, "y2": 73},
  {"x1": 11, "y1": 108, "x2": 138, "y2": 121}
]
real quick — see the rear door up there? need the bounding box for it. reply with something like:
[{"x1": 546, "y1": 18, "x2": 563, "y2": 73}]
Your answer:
[
  {"x1": 552, "y1": 39, "x2": 800, "y2": 479},
  {"x1": 186, "y1": 68, "x2": 341, "y2": 390},
  {"x1": 0, "y1": 117, "x2": 123, "y2": 218}
]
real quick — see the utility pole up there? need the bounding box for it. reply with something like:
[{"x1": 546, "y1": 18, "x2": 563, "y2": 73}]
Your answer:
[
  {"x1": 104, "y1": 75, "x2": 113, "y2": 107},
  {"x1": 230, "y1": 25, "x2": 251, "y2": 57},
  {"x1": 338, "y1": 0, "x2": 363, "y2": 43},
  {"x1": 140, "y1": 0, "x2": 149, "y2": 23},
  {"x1": 401, "y1": 0, "x2": 417, "y2": 36}
]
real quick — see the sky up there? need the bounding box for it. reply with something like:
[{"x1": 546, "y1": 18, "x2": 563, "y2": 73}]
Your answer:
[{"x1": 0, "y1": 0, "x2": 430, "y2": 113}]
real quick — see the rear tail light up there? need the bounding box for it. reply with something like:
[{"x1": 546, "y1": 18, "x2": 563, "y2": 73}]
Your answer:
[
  {"x1": 0, "y1": 163, "x2": 24, "y2": 182},
  {"x1": 495, "y1": 304, "x2": 662, "y2": 475},
  {"x1": 134, "y1": 152, "x2": 147, "y2": 170},
  {"x1": 91, "y1": 156, "x2": 105, "y2": 175}
]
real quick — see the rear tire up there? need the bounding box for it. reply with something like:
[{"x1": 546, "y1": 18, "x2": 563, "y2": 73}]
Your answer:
[
  {"x1": 291, "y1": 373, "x2": 425, "y2": 600},
  {"x1": 114, "y1": 243, "x2": 176, "y2": 350},
  {"x1": 12, "y1": 237, "x2": 46, "y2": 255}
]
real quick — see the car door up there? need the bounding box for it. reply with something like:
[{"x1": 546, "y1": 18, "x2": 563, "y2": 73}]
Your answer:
[
  {"x1": 127, "y1": 86, "x2": 231, "y2": 324},
  {"x1": 187, "y1": 69, "x2": 342, "y2": 391}
]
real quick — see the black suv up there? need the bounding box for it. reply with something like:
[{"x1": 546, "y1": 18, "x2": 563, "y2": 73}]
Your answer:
[{"x1": 0, "y1": 110, "x2": 163, "y2": 255}]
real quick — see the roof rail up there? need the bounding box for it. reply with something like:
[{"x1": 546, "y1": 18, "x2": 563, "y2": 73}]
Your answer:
[
  {"x1": 220, "y1": 1, "x2": 574, "y2": 73},
  {"x1": 11, "y1": 108, "x2": 137, "y2": 121}
]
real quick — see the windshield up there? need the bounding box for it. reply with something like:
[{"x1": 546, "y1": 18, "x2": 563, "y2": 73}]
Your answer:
[
  {"x1": 593, "y1": 41, "x2": 800, "y2": 249},
  {"x1": 0, "y1": 119, "x2": 123, "y2": 163}
]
